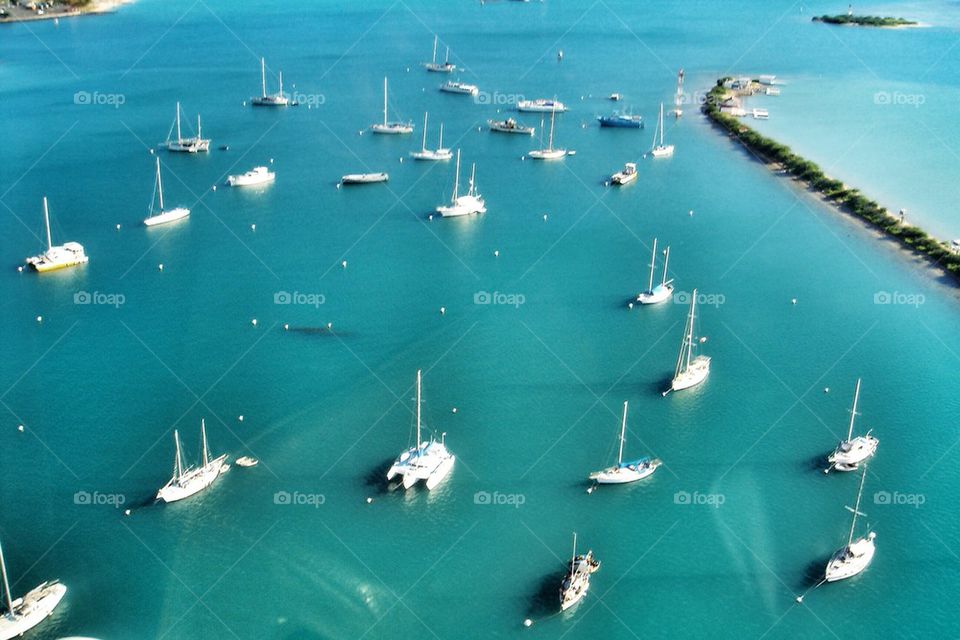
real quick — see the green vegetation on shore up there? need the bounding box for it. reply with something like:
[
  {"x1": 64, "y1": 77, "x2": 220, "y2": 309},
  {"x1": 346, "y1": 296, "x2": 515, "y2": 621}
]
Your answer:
[
  {"x1": 812, "y1": 14, "x2": 916, "y2": 27},
  {"x1": 702, "y1": 79, "x2": 960, "y2": 281}
]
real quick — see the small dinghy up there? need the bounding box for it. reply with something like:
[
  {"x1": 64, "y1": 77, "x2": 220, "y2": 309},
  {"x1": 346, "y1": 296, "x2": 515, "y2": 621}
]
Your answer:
[{"x1": 235, "y1": 456, "x2": 259, "y2": 468}]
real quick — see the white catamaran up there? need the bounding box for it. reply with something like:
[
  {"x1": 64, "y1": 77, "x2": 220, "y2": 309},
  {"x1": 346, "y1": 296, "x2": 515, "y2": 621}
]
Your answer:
[
  {"x1": 144, "y1": 157, "x2": 190, "y2": 227},
  {"x1": 528, "y1": 109, "x2": 566, "y2": 160},
  {"x1": 251, "y1": 57, "x2": 289, "y2": 107},
  {"x1": 371, "y1": 77, "x2": 413, "y2": 134},
  {"x1": 650, "y1": 103, "x2": 674, "y2": 158},
  {"x1": 423, "y1": 35, "x2": 455, "y2": 73},
  {"x1": 636, "y1": 238, "x2": 674, "y2": 305},
  {"x1": 827, "y1": 378, "x2": 879, "y2": 472},
  {"x1": 589, "y1": 401, "x2": 661, "y2": 484},
  {"x1": 25, "y1": 197, "x2": 88, "y2": 273},
  {"x1": 157, "y1": 419, "x2": 228, "y2": 503},
  {"x1": 164, "y1": 102, "x2": 210, "y2": 153},
  {"x1": 436, "y1": 150, "x2": 486, "y2": 217},
  {"x1": 410, "y1": 113, "x2": 452, "y2": 161},
  {"x1": 666, "y1": 289, "x2": 710, "y2": 394},
  {"x1": 559, "y1": 533, "x2": 600, "y2": 612},
  {"x1": 825, "y1": 463, "x2": 876, "y2": 582},
  {"x1": 386, "y1": 370, "x2": 455, "y2": 490},
  {"x1": 0, "y1": 539, "x2": 66, "y2": 640}
]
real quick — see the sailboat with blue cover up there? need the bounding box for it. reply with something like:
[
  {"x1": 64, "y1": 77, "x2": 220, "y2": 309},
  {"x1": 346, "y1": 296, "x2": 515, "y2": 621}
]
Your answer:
[{"x1": 589, "y1": 401, "x2": 661, "y2": 484}]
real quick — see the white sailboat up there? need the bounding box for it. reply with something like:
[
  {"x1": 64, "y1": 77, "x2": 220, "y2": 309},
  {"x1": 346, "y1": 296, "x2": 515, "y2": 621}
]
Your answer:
[
  {"x1": 671, "y1": 68, "x2": 684, "y2": 118},
  {"x1": 636, "y1": 238, "x2": 674, "y2": 305},
  {"x1": 0, "y1": 539, "x2": 66, "y2": 640},
  {"x1": 667, "y1": 289, "x2": 710, "y2": 393},
  {"x1": 423, "y1": 35, "x2": 455, "y2": 73},
  {"x1": 25, "y1": 197, "x2": 88, "y2": 273},
  {"x1": 143, "y1": 157, "x2": 190, "y2": 226},
  {"x1": 650, "y1": 103, "x2": 674, "y2": 157},
  {"x1": 157, "y1": 419, "x2": 228, "y2": 503},
  {"x1": 410, "y1": 113, "x2": 452, "y2": 161},
  {"x1": 164, "y1": 102, "x2": 210, "y2": 153},
  {"x1": 251, "y1": 57, "x2": 289, "y2": 107},
  {"x1": 825, "y1": 464, "x2": 876, "y2": 582},
  {"x1": 436, "y1": 150, "x2": 486, "y2": 217},
  {"x1": 827, "y1": 379, "x2": 879, "y2": 472},
  {"x1": 559, "y1": 533, "x2": 600, "y2": 612},
  {"x1": 589, "y1": 401, "x2": 661, "y2": 484},
  {"x1": 386, "y1": 370, "x2": 455, "y2": 489},
  {"x1": 528, "y1": 109, "x2": 566, "y2": 160},
  {"x1": 371, "y1": 77, "x2": 413, "y2": 134}
]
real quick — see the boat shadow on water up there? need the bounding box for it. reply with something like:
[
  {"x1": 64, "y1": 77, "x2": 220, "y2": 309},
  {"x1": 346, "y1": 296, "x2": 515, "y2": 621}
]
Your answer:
[
  {"x1": 526, "y1": 569, "x2": 567, "y2": 618},
  {"x1": 801, "y1": 557, "x2": 829, "y2": 589},
  {"x1": 364, "y1": 458, "x2": 400, "y2": 495},
  {"x1": 285, "y1": 326, "x2": 355, "y2": 338}
]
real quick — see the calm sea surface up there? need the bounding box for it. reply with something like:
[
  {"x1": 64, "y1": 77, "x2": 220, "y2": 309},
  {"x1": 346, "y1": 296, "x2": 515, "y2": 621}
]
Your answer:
[{"x1": 1, "y1": 1, "x2": 959, "y2": 638}]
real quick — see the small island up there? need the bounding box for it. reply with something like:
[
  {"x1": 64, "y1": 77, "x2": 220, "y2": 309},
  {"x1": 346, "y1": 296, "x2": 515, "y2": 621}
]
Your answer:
[
  {"x1": 702, "y1": 78, "x2": 960, "y2": 283},
  {"x1": 812, "y1": 14, "x2": 917, "y2": 27},
  {"x1": 0, "y1": 0, "x2": 131, "y2": 23}
]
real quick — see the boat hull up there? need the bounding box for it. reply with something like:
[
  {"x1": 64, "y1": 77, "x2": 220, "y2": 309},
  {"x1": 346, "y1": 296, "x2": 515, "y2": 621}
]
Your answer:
[
  {"x1": 528, "y1": 149, "x2": 567, "y2": 160},
  {"x1": 166, "y1": 139, "x2": 210, "y2": 153},
  {"x1": 671, "y1": 356, "x2": 710, "y2": 391},
  {"x1": 611, "y1": 171, "x2": 637, "y2": 185},
  {"x1": 410, "y1": 150, "x2": 453, "y2": 161},
  {"x1": 828, "y1": 435, "x2": 879, "y2": 469},
  {"x1": 371, "y1": 123, "x2": 414, "y2": 134},
  {"x1": 251, "y1": 96, "x2": 289, "y2": 107},
  {"x1": 825, "y1": 534, "x2": 876, "y2": 582},
  {"x1": 590, "y1": 459, "x2": 660, "y2": 484},
  {"x1": 0, "y1": 582, "x2": 66, "y2": 640},
  {"x1": 144, "y1": 207, "x2": 190, "y2": 227},
  {"x1": 637, "y1": 284, "x2": 674, "y2": 305},
  {"x1": 157, "y1": 454, "x2": 228, "y2": 503},
  {"x1": 651, "y1": 145, "x2": 675, "y2": 158},
  {"x1": 26, "y1": 244, "x2": 88, "y2": 272},
  {"x1": 438, "y1": 195, "x2": 486, "y2": 217},
  {"x1": 342, "y1": 173, "x2": 389, "y2": 184}
]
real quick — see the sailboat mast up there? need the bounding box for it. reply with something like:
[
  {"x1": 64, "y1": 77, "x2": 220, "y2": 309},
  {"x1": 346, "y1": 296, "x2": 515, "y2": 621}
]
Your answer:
[
  {"x1": 42, "y1": 197, "x2": 52, "y2": 250},
  {"x1": 438, "y1": 122, "x2": 444, "y2": 150},
  {"x1": 571, "y1": 532, "x2": 577, "y2": 565},
  {"x1": 201, "y1": 418, "x2": 209, "y2": 466},
  {"x1": 278, "y1": 71, "x2": 283, "y2": 98},
  {"x1": 686, "y1": 289, "x2": 697, "y2": 370},
  {"x1": 175, "y1": 102, "x2": 182, "y2": 142},
  {"x1": 661, "y1": 247, "x2": 671, "y2": 286},
  {"x1": 444, "y1": 46, "x2": 450, "y2": 65},
  {"x1": 432, "y1": 35, "x2": 438, "y2": 64},
  {"x1": 382, "y1": 77, "x2": 388, "y2": 126},
  {"x1": 848, "y1": 464, "x2": 868, "y2": 546},
  {"x1": 0, "y1": 539, "x2": 14, "y2": 614},
  {"x1": 468, "y1": 163, "x2": 476, "y2": 196},
  {"x1": 547, "y1": 108, "x2": 556, "y2": 151},
  {"x1": 260, "y1": 58, "x2": 267, "y2": 98},
  {"x1": 173, "y1": 430, "x2": 183, "y2": 480},
  {"x1": 156, "y1": 158, "x2": 165, "y2": 211},
  {"x1": 647, "y1": 238, "x2": 658, "y2": 292},
  {"x1": 421, "y1": 112, "x2": 428, "y2": 151},
  {"x1": 416, "y1": 370, "x2": 422, "y2": 446},
  {"x1": 451, "y1": 150, "x2": 461, "y2": 201},
  {"x1": 618, "y1": 401, "x2": 628, "y2": 465},
  {"x1": 197, "y1": 113, "x2": 202, "y2": 139},
  {"x1": 659, "y1": 103, "x2": 665, "y2": 146},
  {"x1": 847, "y1": 378, "x2": 861, "y2": 441}
]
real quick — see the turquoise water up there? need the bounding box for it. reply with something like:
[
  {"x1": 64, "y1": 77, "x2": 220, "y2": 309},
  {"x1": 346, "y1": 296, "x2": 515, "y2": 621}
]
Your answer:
[{"x1": 2, "y1": 1, "x2": 960, "y2": 638}]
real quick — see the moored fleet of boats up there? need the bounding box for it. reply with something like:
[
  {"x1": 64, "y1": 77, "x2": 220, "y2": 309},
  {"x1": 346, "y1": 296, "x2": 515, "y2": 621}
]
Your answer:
[{"x1": 12, "y1": 31, "x2": 887, "y2": 635}]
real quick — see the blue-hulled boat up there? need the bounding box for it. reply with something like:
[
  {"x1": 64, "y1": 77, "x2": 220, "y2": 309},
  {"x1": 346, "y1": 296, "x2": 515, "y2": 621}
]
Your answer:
[{"x1": 598, "y1": 113, "x2": 644, "y2": 128}]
